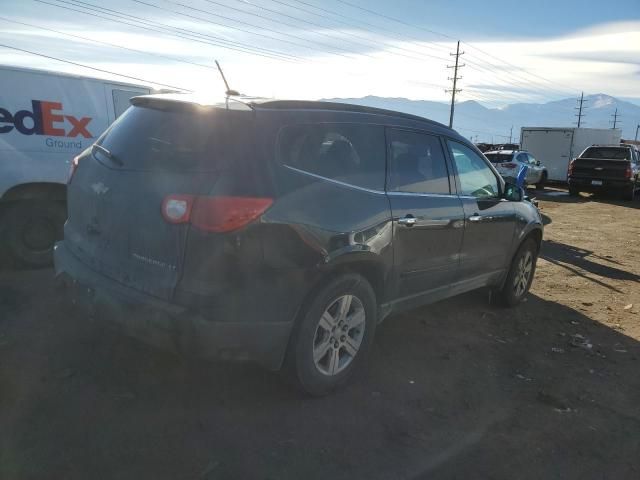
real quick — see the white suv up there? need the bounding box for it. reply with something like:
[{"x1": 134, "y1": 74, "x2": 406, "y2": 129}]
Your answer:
[{"x1": 484, "y1": 150, "x2": 548, "y2": 189}]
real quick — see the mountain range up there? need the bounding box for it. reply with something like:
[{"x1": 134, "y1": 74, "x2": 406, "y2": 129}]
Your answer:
[{"x1": 322, "y1": 94, "x2": 640, "y2": 143}]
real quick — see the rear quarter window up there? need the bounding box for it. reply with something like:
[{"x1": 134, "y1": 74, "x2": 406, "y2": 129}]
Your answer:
[{"x1": 278, "y1": 123, "x2": 386, "y2": 190}]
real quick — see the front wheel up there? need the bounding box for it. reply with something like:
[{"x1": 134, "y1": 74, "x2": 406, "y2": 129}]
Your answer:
[
  {"x1": 494, "y1": 239, "x2": 538, "y2": 307},
  {"x1": 536, "y1": 172, "x2": 547, "y2": 190},
  {"x1": 286, "y1": 274, "x2": 377, "y2": 396}
]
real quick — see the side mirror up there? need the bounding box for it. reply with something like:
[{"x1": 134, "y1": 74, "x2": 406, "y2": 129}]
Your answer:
[
  {"x1": 504, "y1": 182, "x2": 524, "y2": 202},
  {"x1": 536, "y1": 160, "x2": 541, "y2": 166}
]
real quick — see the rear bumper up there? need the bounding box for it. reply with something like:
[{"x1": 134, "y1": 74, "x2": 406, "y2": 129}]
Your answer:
[
  {"x1": 53, "y1": 242, "x2": 293, "y2": 370},
  {"x1": 568, "y1": 177, "x2": 632, "y2": 192}
]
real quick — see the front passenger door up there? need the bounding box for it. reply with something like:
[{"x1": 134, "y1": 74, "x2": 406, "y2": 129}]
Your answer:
[
  {"x1": 387, "y1": 129, "x2": 465, "y2": 299},
  {"x1": 447, "y1": 140, "x2": 517, "y2": 284}
]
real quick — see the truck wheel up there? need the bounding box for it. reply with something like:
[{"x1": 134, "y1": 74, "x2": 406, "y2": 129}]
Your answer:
[
  {"x1": 2, "y1": 201, "x2": 66, "y2": 268},
  {"x1": 286, "y1": 274, "x2": 377, "y2": 396},
  {"x1": 494, "y1": 239, "x2": 538, "y2": 307},
  {"x1": 623, "y1": 183, "x2": 636, "y2": 202},
  {"x1": 536, "y1": 172, "x2": 547, "y2": 190}
]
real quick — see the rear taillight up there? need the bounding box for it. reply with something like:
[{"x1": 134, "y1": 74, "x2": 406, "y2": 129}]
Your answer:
[
  {"x1": 624, "y1": 165, "x2": 632, "y2": 179},
  {"x1": 68, "y1": 155, "x2": 81, "y2": 184},
  {"x1": 162, "y1": 195, "x2": 273, "y2": 232},
  {"x1": 503, "y1": 163, "x2": 517, "y2": 168},
  {"x1": 162, "y1": 195, "x2": 194, "y2": 224},
  {"x1": 567, "y1": 159, "x2": 576, "y2": 176}
]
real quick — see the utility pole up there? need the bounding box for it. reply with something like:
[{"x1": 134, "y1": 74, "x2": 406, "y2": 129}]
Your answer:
[
  {"x1": 635, "y1": 124, "x2": 639, "y2": 141},
  {"x1": 446, "y1": 41, "x2": 464, "y2": 129},
  {"x1": 611, "y1": 108, "x2": 620, "y2": 129},
  {"x1": 575, "y1": 91, "x2": 587, "y2": 127},
  {"x1": 509, "y1": 125, "x2": 513, "y2": 143}
]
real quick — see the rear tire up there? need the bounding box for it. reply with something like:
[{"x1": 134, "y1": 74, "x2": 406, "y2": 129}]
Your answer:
[
  {"x1": 2, "y1": 201, "x2": 66, "y2": 268},
  {"x1": 536, "y1": 172, "x2": 547, "y2": 190},
  {"x1": 286, "y1": 274, "x2": 377, "y2": 396},
  {"x1": 494, "y1": 239, "x2": 538, "y2": 307},
  {"x1": 623, "y1": 183, "x2": 636, "y2": 202}
]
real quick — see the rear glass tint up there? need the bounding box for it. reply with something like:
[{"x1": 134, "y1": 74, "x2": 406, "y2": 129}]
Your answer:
[
  {"x1": 96, "y1": 105, "x2": 251, "y2": 171},
  {"x1": 485, "y1": 153, "x2": 513, "y2": 163},
  {"x1": 581, "y1": 147, "x2": 630, "y2": 160},
  {"x1": 278, "y1": 123, "x2": 386, "y2": 190}
]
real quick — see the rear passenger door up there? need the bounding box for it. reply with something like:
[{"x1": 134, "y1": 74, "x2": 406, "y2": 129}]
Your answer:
[
  {"x1": 386, "y1": 129, "x2": 465, "y2": 298},
  {"x1": 446, "y1": 140, "x2": 516, "y2": 284}
]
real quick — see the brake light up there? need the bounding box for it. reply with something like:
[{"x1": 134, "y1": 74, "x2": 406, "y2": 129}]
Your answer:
[
  {"x1": 624, "y1": 165, "x2": 632, "y2": 179},
  {"x1": 567, "y1": 159, "x2": 576, "y2": 176},
  {"x1": 162, "y1": 195, "x2": 273, "y2": 232},
  {"x1": 503, "y1": 163, "x2": 517, "y2": 168},
  {"x1": 68, "y1": 155, "x2": 81, "y2": 184}
]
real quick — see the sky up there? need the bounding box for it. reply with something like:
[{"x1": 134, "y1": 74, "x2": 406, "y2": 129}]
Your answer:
[{"x1": 0, "y1": 0, "x2": 639, "y2": 107}]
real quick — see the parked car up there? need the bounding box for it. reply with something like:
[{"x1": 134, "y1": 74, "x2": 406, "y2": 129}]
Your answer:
[
  {"x1": 0, "y1": 65, "x2": 151, "y2": 267},
  {"x1": 568, "y1": 144, "x2": 640, "y2": 200},
  {"x1": 54, "y1": 96, "x2": 543, "y2": 395},
  {"x1": 484, "y1": 150, "x2": 548, "y2": 189}
]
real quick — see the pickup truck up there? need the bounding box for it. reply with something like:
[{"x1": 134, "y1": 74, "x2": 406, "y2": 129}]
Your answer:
[{"x1": 568, "y1": 145, "x2": 640, "y2": 201}]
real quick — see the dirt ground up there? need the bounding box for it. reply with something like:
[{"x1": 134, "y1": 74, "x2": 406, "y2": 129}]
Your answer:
[{"x1": 1, "y1": 187, "x2": 639, "y2": 480}]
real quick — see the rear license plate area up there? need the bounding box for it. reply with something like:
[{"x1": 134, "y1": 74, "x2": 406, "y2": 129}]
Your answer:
[{"x1": 591, "y1": 180, "x2": 603, "y2": 186}]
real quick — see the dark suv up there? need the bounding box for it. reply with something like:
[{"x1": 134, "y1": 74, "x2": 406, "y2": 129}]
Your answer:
[{"x1": 54, "y1": 95, "x2": 543, "y2": 395}]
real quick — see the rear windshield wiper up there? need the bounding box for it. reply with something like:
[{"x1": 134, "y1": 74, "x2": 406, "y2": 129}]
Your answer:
[{"x1": 92, "y1": 143, "x2": 123, "y2": 166}]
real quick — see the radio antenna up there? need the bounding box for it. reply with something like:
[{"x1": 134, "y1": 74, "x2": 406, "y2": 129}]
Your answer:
[{"x1": 215, "y1": 60, "x2": 240, "y2": 96}]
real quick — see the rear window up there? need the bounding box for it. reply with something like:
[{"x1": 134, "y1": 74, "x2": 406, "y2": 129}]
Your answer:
[
  {"x1": 485, "y1": 153, "x2": 513, "y2": 164},
  {"x1": 95, "y1": 105, "x2": 250, "y2": 171},
  {"x1": 278, "y1": 123, "x2": 386, "y2": 190},
  {"x1": 581, "y1": 147, "x2": 630, "y2": 160}
]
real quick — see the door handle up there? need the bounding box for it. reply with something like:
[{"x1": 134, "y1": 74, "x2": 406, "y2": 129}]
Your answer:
[
  {"x1": 468, "y1": 214, "x2": 483, "y2": 222},
  {"x1": 397, "y1": 216, "x2": 417, "y2": 227}
]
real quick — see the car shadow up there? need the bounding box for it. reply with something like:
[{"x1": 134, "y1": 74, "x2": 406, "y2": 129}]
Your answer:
[
  {"x1": 540, "y1": 239, "x2": 639, "y2": 292},
  {"x1": 2, "y1": 272, "x2": 640, "y2": 480},
  {"x1": 537, "y1": 186, "x2": 640, "y2": 209}
]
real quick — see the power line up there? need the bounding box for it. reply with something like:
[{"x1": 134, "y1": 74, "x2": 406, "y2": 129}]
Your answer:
[
  {"x1": 237, "y1": 0, "x2": 451, "y2": 63},
  {"x1": 0, "y1": 42, "x2": 191, "y2": 91},
  {"x1": 0, "y1": 16, "x2": 219, "y2": 72},
  {"x1": 446, "y1": 41, "x2": 464, "y2": 128},
  {"x1": 136, "y1": 0, "x2": 360, "y2": 59},
  {"x1": 33, "y1": 0, "x2": 301, "y2": 62}
]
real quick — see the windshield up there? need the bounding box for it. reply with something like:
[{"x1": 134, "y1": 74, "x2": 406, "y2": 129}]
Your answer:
[{"x1": 581, "y1": 147, "x2": 630, "y2": 160}]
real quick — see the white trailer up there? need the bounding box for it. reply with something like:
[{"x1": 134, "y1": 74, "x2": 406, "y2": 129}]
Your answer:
[
  {"x1": 0, "y1": 65, "x2": 151, "y2": 266},
  {"x1": 520, "y1": 127, "x2": 622, "y2": 182}
]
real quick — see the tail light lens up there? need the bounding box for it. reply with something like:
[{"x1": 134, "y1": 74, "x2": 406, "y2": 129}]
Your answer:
[
  {"x1": 162, "y1": 195, "x2": 194, "y2": 224},
  {"x1": 68, "y1": 155, "x2": 81, "y2": 184},
  {"x1": 162, "y1": 195, "x2": 272, "y2": 233},
  {"x1": 567, "y1": 159, "x2": 576, "y2": 176},
  {"x1": 624, "y1": 165, "x2": 632, "y2": 179}
]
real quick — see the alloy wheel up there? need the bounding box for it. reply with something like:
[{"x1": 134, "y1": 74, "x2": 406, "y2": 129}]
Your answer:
[
  {"x1": 513, "y1": 250, "x2": 533, "y2": 298},
  {"x1": 312, "y1": 294, "x2": 366, "y2": 376}
]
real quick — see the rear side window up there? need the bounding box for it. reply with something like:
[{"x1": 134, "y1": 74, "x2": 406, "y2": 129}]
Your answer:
[
  {"x1": 97, "y1": 105, "x2": 250, "y2": 171},
  {"x1": 387, "y1": 129, "x2": 450, "y2": 194},
  {"x1": 581, "y1": 147, "x2": 630, "y2": 160},
  {"x1": 278, "y1": 123, "x2": 386, "y2": 190}
]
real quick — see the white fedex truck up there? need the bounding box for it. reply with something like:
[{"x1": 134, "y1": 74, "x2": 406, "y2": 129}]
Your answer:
[
  {"x1": 0, "y1": 66, "x2": 151, "y2": 266},
  {"x1": 520, "y1": 127, "x2": 622, "y2": 182}
]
